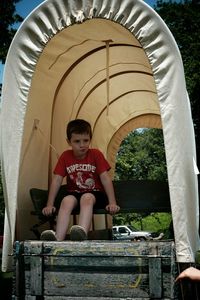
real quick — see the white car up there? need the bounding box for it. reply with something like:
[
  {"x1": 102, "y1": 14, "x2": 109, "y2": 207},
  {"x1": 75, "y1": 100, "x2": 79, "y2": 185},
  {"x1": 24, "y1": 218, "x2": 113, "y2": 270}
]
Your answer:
[{"x1": 112, "y1": 225, "x2": 152, "y2": 241}]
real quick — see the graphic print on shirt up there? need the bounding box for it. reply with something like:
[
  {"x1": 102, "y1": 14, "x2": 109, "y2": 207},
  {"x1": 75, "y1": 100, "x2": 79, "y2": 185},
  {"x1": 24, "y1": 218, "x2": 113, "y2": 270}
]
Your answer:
[
  {"x1": 67, "y1": 163, "x2": 96, "y2": 190},
  {"x1": 54, "y1": 149, "x2": 111, "y2": 192}
]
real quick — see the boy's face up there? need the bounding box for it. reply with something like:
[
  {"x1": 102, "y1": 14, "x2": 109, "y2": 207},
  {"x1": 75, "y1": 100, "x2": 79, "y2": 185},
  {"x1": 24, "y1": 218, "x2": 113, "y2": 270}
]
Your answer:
[{"x1": 68, "y1": 133, "x2": 91, "y2": 159}]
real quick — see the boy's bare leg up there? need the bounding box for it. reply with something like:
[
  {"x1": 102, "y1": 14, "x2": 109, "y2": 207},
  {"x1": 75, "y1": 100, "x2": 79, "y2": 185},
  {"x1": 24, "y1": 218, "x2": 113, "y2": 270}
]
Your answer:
[
  {"x1": 78, "y1": 193, "x2": 96, "y2": 234},
  {"x1": 56, "y1": 195, "x2": 77, "y2": 241},
  {"x1": 69, "y1": 193, "x2": 95, "y2": 241}
]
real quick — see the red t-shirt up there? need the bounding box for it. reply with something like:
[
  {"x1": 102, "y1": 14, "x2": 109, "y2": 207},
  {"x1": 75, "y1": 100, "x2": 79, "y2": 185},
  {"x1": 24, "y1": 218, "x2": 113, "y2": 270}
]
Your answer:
[{"x1": 54, "y1": 148, "x2": 111, "y2": 193}]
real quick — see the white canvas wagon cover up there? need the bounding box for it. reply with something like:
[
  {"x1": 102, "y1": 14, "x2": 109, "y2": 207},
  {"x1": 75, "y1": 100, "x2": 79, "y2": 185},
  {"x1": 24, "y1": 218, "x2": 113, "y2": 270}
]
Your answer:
[{"x1": 1, "y1": 0, "x2": 199, "y2": 271}]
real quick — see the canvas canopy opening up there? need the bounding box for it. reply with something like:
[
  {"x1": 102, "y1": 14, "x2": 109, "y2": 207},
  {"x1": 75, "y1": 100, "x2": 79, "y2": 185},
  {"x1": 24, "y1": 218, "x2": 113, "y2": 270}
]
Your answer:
[{"x1": 1, "y1": 0, "x2": 199, "y2": 271}]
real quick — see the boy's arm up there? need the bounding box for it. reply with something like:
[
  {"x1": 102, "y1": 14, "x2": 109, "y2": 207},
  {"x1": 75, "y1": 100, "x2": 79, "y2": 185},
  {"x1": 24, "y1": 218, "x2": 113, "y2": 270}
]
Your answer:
[
  {"x1": 100, "y1": 171, "x2": 120, "y2": 215},
  {"x1": 42, "y1": 174, "x2": 63, "y2": 216}
]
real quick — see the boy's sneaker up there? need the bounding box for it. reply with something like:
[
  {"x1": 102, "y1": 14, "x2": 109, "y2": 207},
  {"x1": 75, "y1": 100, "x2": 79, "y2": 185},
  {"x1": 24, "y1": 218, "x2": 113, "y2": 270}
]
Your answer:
[
  {"x1": 40, "y1": 230, "x2": 57, "y2": 241},
  {"x1": 70, "y1": 225, "x2": 87, "y2": 241}
]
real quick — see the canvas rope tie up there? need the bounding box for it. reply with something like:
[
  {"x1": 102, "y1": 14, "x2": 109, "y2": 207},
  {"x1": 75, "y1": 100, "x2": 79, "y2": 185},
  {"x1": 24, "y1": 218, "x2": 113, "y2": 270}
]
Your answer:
[{"x1": 103, "y1": 39, "x2": 113, "y2": 116}]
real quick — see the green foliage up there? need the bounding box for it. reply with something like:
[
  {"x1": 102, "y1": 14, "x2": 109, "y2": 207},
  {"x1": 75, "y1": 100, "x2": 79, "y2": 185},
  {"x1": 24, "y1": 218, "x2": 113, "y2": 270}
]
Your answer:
[
  {"x1": 135, "y1": 212, "x2": 172, "y2": 232},
  {"x1": 155, "y1": 0, "x2": 200, "y2": 160},
  {"x1": 114, "y1": 212, "x2": 172, "y2": 234},
  {"x1": 113, "y1": 212, "x2": 150, "y2": 229},
  {"x1": 115, "y1": 128, "x2": 167, "y2": 181},
  {"x1": 0, "y1": 0, "x2": 23, "y2": 63}
]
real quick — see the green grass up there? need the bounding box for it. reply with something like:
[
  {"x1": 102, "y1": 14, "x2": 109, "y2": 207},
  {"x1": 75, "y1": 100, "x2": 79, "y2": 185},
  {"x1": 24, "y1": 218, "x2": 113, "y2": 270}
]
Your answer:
[
  {"x1": 132, "y1": 213, "x2": 173, "y2": 239},
  {"x1": 133, "y1": 213, "x2": 172, "y2": 232}
]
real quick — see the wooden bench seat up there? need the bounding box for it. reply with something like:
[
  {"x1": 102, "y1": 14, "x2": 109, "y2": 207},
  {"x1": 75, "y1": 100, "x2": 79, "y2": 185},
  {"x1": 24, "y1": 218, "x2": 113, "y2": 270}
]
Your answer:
[{"x1": 30, "y1": 180, "x2": 171, "y2": 238}]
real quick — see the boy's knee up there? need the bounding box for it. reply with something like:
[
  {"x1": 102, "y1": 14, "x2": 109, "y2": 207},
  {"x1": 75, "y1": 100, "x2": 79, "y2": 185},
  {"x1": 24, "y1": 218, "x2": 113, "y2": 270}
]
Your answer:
[
  {"x1": 60, "y1": 195, "x2": 77, "y2": 209},
  {"x1": 80, "y1": 193, "x2": 95, "y2": 205}
]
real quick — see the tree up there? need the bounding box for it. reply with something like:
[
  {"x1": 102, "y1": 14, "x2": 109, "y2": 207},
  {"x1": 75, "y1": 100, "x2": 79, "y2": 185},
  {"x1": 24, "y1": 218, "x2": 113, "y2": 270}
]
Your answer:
[
  {"x1": 113, "y1": 128, "x2": 170, "y2": 233},
  {"x1": 115, "y1": 128, "x2": 167, "y2": 181},
  {"x1": 154, "y1": 0, "x2": 200, "y2": 191},
  {"x1": 0, "y1": 0, "x2": 23, "y2": 63}
]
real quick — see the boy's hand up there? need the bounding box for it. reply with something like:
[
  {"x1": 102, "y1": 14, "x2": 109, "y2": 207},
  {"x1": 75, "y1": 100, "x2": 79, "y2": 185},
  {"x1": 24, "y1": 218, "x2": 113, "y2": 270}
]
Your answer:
[
  {"x1": 175, "y1": 267, "x2": 200, "y2": 282},
  {"x1": 42, "y1": 206, "x2": 56, "y2": 216},
  {"x1": 106, "y1": 204, "x2": 120, "y2": 215}
]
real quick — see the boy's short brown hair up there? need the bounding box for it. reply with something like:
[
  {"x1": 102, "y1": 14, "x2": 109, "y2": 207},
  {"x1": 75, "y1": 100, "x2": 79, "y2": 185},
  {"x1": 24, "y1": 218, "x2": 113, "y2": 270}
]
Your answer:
[{"x1": 66, "y1": 119, "x2": 92, "y2": 140}]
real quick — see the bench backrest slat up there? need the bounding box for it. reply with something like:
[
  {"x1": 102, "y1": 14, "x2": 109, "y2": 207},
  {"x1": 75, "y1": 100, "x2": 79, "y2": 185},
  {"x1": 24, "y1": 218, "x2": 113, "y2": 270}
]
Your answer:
[
  {"x1": 113, "y1": 180, "x2": 171, "y2": 213},
  {"x1": 30, "y1": 180, "x2": 171, "y2": 216}
]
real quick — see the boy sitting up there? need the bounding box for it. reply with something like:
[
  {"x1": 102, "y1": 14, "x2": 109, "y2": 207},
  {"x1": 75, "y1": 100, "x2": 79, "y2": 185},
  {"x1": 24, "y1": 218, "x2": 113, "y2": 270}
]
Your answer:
[{"x1": 41, "y1": 119, "x2": 120, "y2": 241}]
